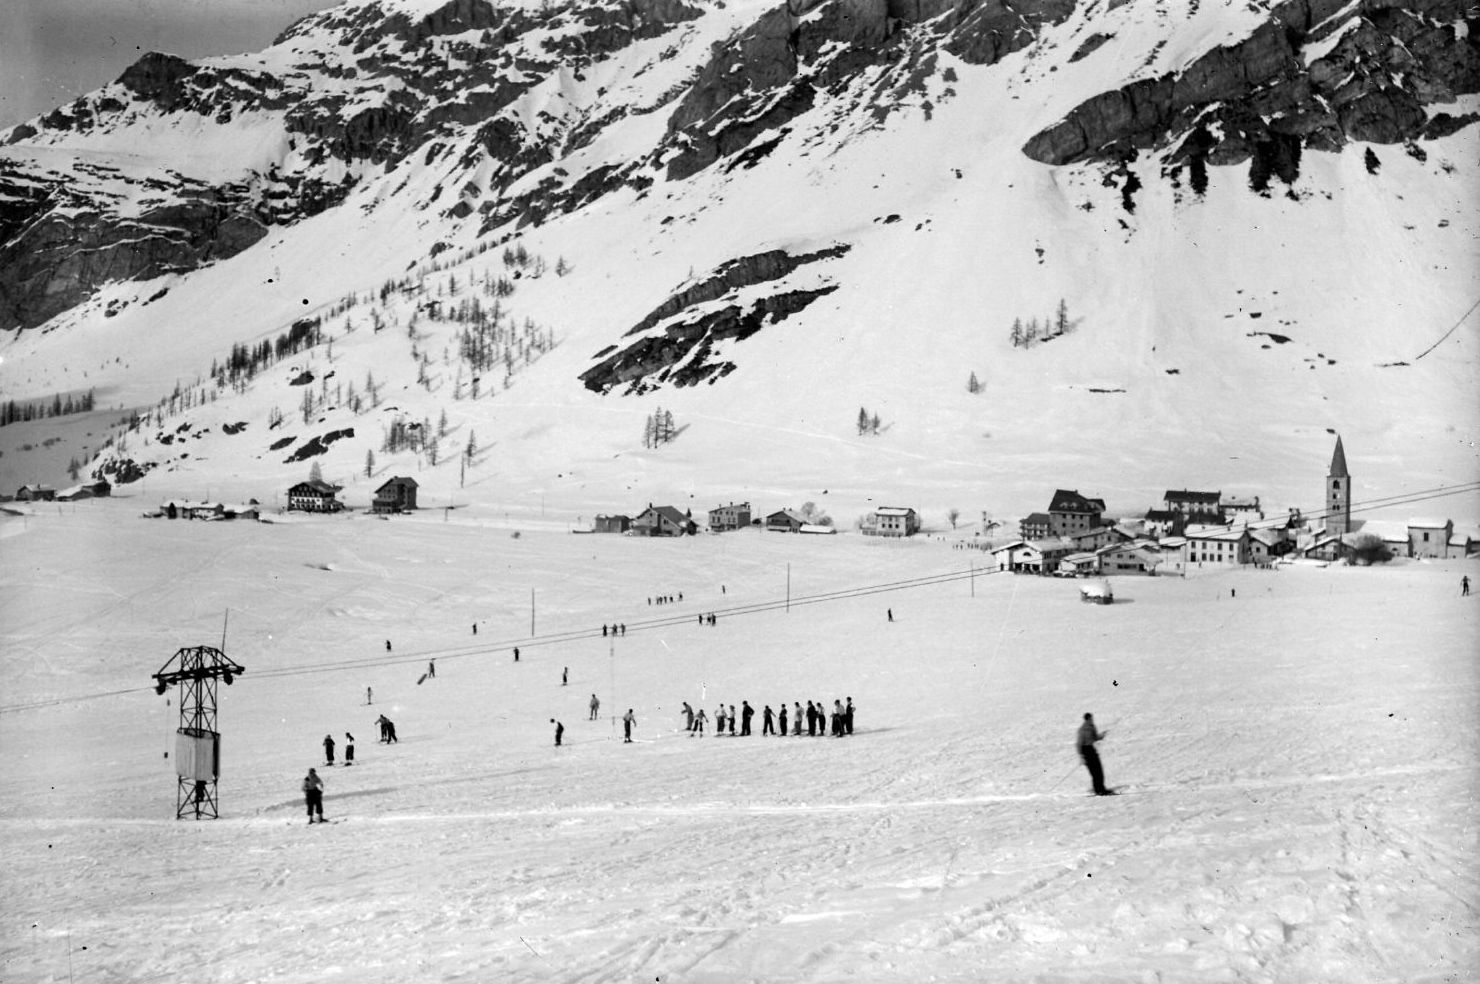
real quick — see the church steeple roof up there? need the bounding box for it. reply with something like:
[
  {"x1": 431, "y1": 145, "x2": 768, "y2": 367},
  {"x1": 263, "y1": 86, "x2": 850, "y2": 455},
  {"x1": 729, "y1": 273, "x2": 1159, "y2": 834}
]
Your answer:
[{"x1": 1329, "y1": 435, "x2": 1348, "y2": 478}]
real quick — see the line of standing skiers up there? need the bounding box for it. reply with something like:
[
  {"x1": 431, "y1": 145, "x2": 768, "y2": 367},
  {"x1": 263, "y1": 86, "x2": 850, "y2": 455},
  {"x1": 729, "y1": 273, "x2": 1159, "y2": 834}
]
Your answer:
[{"x1": 679, "y1": 698, "x2": 854, "y2": 738}]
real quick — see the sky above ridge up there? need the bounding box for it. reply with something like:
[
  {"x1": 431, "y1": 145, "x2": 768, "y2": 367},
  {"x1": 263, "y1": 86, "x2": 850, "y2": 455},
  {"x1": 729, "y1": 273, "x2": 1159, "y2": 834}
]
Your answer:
[{"x1": 0, "y1": 0, "x2": 342, "y2": 128}]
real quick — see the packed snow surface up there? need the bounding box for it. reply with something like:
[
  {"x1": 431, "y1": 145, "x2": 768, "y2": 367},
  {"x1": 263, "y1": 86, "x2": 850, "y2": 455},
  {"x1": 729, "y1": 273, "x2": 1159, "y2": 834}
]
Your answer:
[{"x1": 1, "y1": 499, "x2": 1476, "y2": 982}]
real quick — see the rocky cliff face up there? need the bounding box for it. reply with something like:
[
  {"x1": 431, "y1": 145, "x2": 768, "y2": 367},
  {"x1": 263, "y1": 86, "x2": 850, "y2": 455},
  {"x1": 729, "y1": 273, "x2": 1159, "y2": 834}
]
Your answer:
[
  {"x1": 1023, "y1": 0, "x2": 1479, "y2": 190},
  {"x1": 0, "y1": 0, "x2": 704, "y2": 332},
  {"x1": 1, "y1": 0, "x2": 1474, "y2": 337},
  {"x1": 579, "y1": 244, "x2": 851, "y2": 393}
]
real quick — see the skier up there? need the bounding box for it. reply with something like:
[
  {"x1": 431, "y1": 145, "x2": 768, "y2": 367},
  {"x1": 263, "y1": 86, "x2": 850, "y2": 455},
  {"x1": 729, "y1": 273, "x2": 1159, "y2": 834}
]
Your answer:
[
  {"x1": 302, "y1": 768, "x2": 325, "y2": 823},
  {"x1": 623, "y1": 708, "x2": 636, "y2": 743},
  {"x1": 383, "y1": 717, "x2": 398, "y2": 743},
  {"x1": 693, "y1": 708, "x2": 707, "y2": 736},
  {"x1": 603, "y1": 624, "x2": 609, "y2": 637},
  {"x1": 514, "y1": 647, "x2": 520, "y2": 662},
  {"x1": 728, "y1": 705, "x2": 737, "y2": 736},
  {"x1": 366, "y1": 686, "x2": 373, "y2": 706},
  {"x1": 814, "y1": 698, "x2": 825, "y2": 736},
  {"x1": 681, "y1": 702, "x2": 695, "y2": 732},
  {"x1": 845, "y1": 697, "x2": 854, "y2": 735},
  {"x1": 762, "y1": 704, "x2": 774, "y2": 736},
  {"x1": 472, "y1": 622, "x2": 477, "y2": 635},
  {"x1": 589, "y1": 694, "x2": 601, "y2": 721},
  {"x1": 805, "y1": 701, "x2": 817, "y2": 737},
  {"x1": 793, "y1": 702, "x2": 803, "y2": 735},
  {"x1": 344, "y1": 732, "x2": 355, "y2": 766},
  {"x1": 427, "y1": 660, "x2": 435, "y2": 679},
  {"x1": 323, "y1": 733, "x2": 335, "y2": 765},
  {"x1": 562, "y1": 666, "x2": 568, "y2": 686},
  {"x1": 551, "y1": 719, "x2": 564, "y2": 747},
  {"x1": 385, "y1": 640, "x2": 392, "y2": 651},
  {"x1": 1464, "y1": 575, "x2": 1471, "y2": 596},
  {"x1": 741, "y1": 701, "x2": 754, "y2": 736},
  {"x1": 887, "y1": 608, "x2": 893, "y2": 622},
  {"x1": 1077, "y1": 712, "x2": 1112, "y2": 796},
  {"x1": 778, "y1": 703, "x2": 788, "y2": 737},
  {"x1": 716, "y1": 705, "x2": 727, "y2": 735},
  {"x1": 376, "y1": 715, "x2": 388, "y2": 742}
]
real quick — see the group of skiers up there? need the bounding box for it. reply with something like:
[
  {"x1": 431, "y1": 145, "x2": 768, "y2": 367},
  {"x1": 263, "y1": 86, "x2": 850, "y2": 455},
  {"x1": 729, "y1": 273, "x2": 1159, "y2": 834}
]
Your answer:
[
  {"x1": 679, "y1": 698, "x2": 855, "y2": 738},
  {"x1": 322, "y1": 732, "x2": 355, "y2": 766}
]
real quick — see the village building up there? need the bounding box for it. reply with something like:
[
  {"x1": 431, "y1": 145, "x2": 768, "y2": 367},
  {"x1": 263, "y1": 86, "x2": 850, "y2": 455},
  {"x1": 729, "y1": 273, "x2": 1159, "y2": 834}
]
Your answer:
[
  {"x1": 766, "y1": 508, "x2": 808, "y2": 533},
  {"x1": 1046, "y1": 490, "x2": 1105, "y2": 537},
  {"x1": 632, "y1": 504, "x2": 696, "y2": 536},
  {"x1": 1142, "y1": 508, "x2": 1184, "y2": 537},
  {"x1": 287, "y1": 480, "x2": 344, "y2": 513},
  {"x1": 990, "y1": 540, "x2": 1025, "y2": 571},
  {"x1": 373, "y1": 476, "x2": 419, "y2": 514},
  {"x1": 861, "y1": 506, "x2": 919, "y2": 537},
  {"x1": 1249, "y1": 528, "x2": 1288, "y2": 566},
  {"x1": 1019, "y1": 512, "x2": 1052, "y2": 540},
  {"x1": 799, "y1": 523, "x2": 837, "y2": 535},
  {"x1": 1407, "y1": 518, "x2": 1454, "y2": 559},
  {"x1": 996, "y1": 537, "x2": 1074, "y2": 574},
  {"x1": 1057, "y1": 552, "x2": 1100, "y2": 577},
  {"x1": 1185, "y1": 525, "x2": 1253, "y2": 566},
  {"x1": 1223, "y1": 495, "x2": 1263, "y2": 521},
  {"x1": 594, "y1": 514, "x2": 630, "y2": 534},
  {"x1": 1157, "y1": 537, "x2": 1188, "y2": 577},
  {"x1": 15, "y1": 484, "x2": 56, "y2": 501},
  {"x1": 1163, "y1": 490, "x2": 1223, "y2": 524},
  {"x1": 708, "y1": 502, "x2": 752, "y2": 531},
  {"x1": 56, "y1": 485, "x2": 94, "y2": 501},
  {"x1": 1065, "y1": 525, "x2": 1117, "y2": 552},
  {"x1": 1097, "y1": 542, "x2": 1163, "y2": 576}
]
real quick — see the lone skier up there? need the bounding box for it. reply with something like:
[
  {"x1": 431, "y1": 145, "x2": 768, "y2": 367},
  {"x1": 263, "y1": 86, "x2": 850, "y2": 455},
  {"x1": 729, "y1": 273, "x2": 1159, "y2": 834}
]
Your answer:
[
  {"x1": 1077, "y1": 712, "x2": 1112, "y2": 796},
  {"x1": 302, "y1": 768, "x2": 325, "y2": 823},
  {"x1": 589, "y1": 693, "x2": 600, "y2": 721},
  {"x1": 344, "y1": 732, "x2": 355, "y2": 766},
  {"x1": 551, "y1": 719, "x2": 564, "y2": 747},
  {"x1": 323, "y1": 733, "x2": 335, "y2": 766},
  {"x1": 623, "y1": 708, "x2": 636, "y2": 743}
]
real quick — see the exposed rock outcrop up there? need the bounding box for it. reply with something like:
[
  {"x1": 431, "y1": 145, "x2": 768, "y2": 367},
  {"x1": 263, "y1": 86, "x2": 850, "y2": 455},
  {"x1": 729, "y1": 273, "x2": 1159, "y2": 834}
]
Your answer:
[
  {"x1": 662, "y1": 0, "x2": 1076, "y2": 180},
  {"x1": 579, "y1": 244, "x2": 851, "y2": 393},
  {"x1": 1023, "y1": 0, "x2": 1479, "y2": 184}
]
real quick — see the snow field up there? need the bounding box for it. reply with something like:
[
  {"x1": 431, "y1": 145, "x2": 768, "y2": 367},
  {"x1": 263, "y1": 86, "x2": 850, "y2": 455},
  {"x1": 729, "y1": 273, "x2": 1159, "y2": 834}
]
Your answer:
[{"x1": 1, "y1": 500, "x2": 1476, "y2": 982}]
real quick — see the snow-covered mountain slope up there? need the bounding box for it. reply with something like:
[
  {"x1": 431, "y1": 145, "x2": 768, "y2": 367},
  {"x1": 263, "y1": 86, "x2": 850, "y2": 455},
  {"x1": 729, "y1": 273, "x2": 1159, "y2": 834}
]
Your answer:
[{"x1": 1, "y1": 0, "x2": 1476, "y2": 521}]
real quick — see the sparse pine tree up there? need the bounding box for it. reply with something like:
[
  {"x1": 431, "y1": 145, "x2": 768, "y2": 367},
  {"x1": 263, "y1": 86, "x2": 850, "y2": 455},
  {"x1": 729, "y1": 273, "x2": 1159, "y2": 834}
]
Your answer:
[
  {"x1": 365, "y1": 449, "x2": 375, "y2": 478},
  {"x1": 67, "y1": 456, "x2": 81, "y2": 481},
  {"x1": 870, "y1": 412, "x2": 881, "y2": 435},
  {"x1": 438, "y1": 408, "x2": 448, "y2": 436},
  {"x1": 1011, "y1": 318, "x2": 1023, "y2": 348},
  {"x1": 967, "y1": 371, "x2": 981, "y2": 394},
  {"x1": 466, "y1": 430, "x2": 477, "y2": 462},
  {"x1": 555, "y1": 256, "x2": 570, "y2": 277},
  {"x1": 857, "y1": 406, "x2": 869, "y2": 436},
  {"x1": 1055, "y1": 298, "x2": 1070, "y2": 336},
  {"x1": 309, "y1": 460, "x2": 323, "y2": 484},
  {"x1": 948, "y1": 507, "x2": 960, "y2": 529}
]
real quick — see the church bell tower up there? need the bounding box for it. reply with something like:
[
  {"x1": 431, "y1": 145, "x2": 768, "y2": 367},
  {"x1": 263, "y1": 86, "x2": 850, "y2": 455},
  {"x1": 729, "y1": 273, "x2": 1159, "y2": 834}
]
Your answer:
[{"x1": 1326, "y1": 435, "x2": 1351, "y2": 536}]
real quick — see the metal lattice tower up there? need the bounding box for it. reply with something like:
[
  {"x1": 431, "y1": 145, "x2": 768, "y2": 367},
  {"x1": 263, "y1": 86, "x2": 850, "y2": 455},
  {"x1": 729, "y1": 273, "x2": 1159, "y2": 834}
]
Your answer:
[{"x1": 153, "y1": 646, "x2": 244, "y2": 820}]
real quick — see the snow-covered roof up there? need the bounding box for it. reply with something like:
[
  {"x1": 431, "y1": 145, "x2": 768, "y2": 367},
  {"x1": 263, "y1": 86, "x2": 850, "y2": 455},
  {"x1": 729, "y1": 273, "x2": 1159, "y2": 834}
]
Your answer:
[
  {"x1": 1185, "y1": 525, "x2": 1247, "y2": 541},
  {"x1": 874, "y1": 506, "x2": 915, "y2": 517},
  {"x1": 1406, "y1": 517, "x2": 1452, "y2": 529}
]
